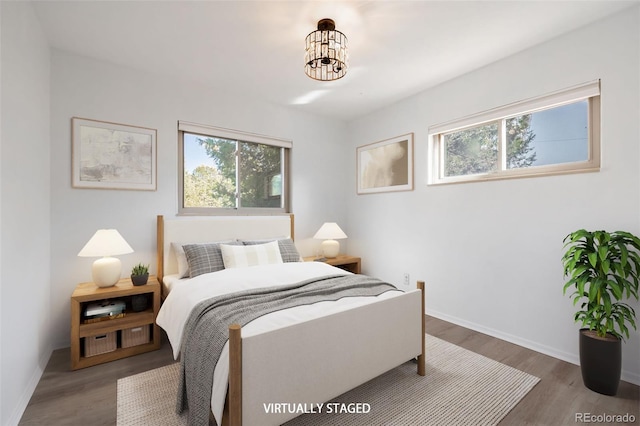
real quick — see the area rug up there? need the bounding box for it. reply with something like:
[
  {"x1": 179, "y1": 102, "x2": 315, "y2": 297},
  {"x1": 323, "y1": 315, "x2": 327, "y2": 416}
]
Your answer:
[{"x1": 117, "y1": 335, "x2": 539, "y2": 426}]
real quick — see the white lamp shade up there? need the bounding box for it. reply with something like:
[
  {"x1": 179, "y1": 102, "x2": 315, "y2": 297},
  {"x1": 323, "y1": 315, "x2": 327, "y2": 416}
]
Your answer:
[
  {"x1": 78, "y1": 229, "x2": 134, "y2": 257},
  {"x1": 78, "y1": 229, "x2": 133, "y2": 287},
  {"x1": 313, "y1": 223, "x2": 347, "y2": 240},
  {"x1": 314, "y1": 223, "x2": 347, "y2": 259}
]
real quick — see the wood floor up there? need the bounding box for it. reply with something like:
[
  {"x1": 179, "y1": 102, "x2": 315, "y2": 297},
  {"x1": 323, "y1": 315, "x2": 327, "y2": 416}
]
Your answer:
[{"x1": 19, "y1": 316, "x2": 639, "y2": 426}]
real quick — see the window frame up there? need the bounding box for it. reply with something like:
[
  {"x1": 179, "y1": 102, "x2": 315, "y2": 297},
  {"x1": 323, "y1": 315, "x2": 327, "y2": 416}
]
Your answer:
[
  {"x1": 428, "y1": 80, "x2": 601, "y2": 185},
  {"x1": 178, "y1": 121, "x2": 291, "y2": 215}
]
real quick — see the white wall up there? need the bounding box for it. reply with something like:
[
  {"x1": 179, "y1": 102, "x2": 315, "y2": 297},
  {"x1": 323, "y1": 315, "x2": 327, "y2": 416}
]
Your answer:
[
  {"x1": 48, "y1": 50, "x2": 350, "y2": 349},
  {"x1": 347, "y1": 7, "x2": 640, "y2": 384},
  {"x1": 0, "y1": 2, "x2": 52, "y2": 425}
]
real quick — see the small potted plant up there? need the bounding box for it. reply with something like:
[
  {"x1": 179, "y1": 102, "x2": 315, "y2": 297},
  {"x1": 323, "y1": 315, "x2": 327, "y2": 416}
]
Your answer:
[
  {"x1": 130, "y1": 263, "x2": 149, "y2": 286},
  {"x1": 562, "y1": 229, "x2": 640, "y2": 395}
]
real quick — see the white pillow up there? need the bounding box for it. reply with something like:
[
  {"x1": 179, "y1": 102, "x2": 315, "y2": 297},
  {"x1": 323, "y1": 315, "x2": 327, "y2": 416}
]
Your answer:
[
  {"x1": 220, "y1": 240, "x2": 283, "y2": 269},
  {"x1": 171, "y1": 242, "x2": 190, "y2": 278}
]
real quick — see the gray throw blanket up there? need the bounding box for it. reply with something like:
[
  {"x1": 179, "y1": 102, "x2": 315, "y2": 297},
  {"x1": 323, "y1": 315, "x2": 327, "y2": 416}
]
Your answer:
[{"x1": 176, "y1": 273, "x2": 397, "y2": 426}]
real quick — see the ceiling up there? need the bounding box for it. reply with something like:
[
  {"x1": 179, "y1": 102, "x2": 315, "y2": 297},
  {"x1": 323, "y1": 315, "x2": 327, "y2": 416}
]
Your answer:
[{"x1": 32, "y1": 1, "x2": 636, "y2": 122}]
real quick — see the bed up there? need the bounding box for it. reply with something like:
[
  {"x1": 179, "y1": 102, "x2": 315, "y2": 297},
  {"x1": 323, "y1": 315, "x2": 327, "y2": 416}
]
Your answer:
[{"x1": 155, "y1": 214, "x2": 425, "y2": 426}]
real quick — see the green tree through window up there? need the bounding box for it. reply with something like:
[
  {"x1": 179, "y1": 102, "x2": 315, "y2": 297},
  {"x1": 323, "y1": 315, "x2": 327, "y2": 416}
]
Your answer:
[
  {"x1": 444, "y1": 115, "x2": 537, "y2": 177},
  {"x1": 506, "y1": 114, "x2": 537, "y2": 169},
  {"x1": 183, "y1": 134, "x2": 284, "y2": 210},
  {"x1": 444, "y1": 122, "x2": 499, "y2": 177}
]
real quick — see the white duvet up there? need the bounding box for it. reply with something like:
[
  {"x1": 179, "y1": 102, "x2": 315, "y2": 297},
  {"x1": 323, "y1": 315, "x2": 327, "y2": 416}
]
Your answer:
[{"x1": 156, "y1": 261, "x2": 403, "y2": 425}]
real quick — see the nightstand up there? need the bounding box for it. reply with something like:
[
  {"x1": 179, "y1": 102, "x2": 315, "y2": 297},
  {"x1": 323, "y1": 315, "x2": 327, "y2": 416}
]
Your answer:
[
  {"x1": 70, "y1": 276, "x2": 161, "y2": 370},
  {"x1": 304, "y1": 254, "x2": 361, "y2": 274}
]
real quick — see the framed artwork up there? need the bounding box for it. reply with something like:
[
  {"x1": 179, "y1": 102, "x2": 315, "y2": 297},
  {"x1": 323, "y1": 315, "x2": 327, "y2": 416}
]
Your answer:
[
  {"x1": 72, "y1": 117, "x2": 157, "y2": 190},
  {"x1": 357, "y1": 133, "x2": 414, "y2": 194}
]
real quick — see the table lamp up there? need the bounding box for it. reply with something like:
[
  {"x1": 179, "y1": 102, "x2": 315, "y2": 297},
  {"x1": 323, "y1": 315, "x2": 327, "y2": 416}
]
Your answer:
[
  {"x1": 313, "y1": 222, "x2": 347, "y2": 259},
  {"x1": 78, "y1": 229, "x2": 134, "y2": 287}
]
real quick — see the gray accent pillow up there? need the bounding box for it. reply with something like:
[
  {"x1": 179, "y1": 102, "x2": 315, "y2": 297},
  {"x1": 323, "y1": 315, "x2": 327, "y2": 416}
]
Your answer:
[
  {"x1": 183, "y1": 241, "x2": 242, "y2": 278},
  {"x1": 241, "y1": 238, "x2": 301, "y2": 263}
]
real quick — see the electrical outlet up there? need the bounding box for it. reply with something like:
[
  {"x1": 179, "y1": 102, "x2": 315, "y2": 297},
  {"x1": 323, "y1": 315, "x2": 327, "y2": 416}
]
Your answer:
[{"x1": 403, "y1": 273, "x2": 410, "y2": 287}]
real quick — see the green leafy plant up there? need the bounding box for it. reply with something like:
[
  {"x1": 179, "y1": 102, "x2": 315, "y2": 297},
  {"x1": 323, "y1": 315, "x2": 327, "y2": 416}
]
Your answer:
[
  {"x1": 131, "y1": 263, "x2": 149, "y2": 276},
  {"x1": 562, "y1": 230, "x2": 640, "y2": 340}
]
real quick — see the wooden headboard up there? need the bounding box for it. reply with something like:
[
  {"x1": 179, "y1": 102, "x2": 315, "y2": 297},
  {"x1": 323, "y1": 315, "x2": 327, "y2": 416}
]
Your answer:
[{"x1": 156, "y1": 214, "x2": 294, "y2": 283}]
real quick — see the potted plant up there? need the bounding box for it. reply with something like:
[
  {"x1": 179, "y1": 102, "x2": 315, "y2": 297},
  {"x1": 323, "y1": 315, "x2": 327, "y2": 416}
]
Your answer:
[
  {"x1": 562, "y1": 229, "x2": 640, "y2": 395},
  {"x1": 130, "y1": 263, "x2": 149, "y2": 286}
]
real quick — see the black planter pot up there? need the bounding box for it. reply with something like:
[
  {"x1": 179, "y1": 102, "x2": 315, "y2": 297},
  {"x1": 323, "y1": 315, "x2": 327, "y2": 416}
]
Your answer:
[
  {"x1": 579, "y1": 329, "x2": 621, "y2": 396},
  {"x1": 131, "y1": 273, "x2": 149, "y2": 286}
]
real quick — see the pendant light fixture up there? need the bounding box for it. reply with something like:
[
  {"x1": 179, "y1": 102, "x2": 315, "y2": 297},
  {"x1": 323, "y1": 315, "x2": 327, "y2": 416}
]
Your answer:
[{"x1": 304, "y1": 18, "x2": 348, "y2": 81}]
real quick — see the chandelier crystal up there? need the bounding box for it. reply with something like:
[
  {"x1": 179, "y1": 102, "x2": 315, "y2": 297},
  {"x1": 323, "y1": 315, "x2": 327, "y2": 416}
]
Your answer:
[{"x1": 304, "y1": 19, "x2": 348, "y2": 81}]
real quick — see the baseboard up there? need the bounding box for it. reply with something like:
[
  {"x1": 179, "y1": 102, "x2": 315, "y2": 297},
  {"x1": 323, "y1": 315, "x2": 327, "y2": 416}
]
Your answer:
[
  {"x1": 5, "y1": 345, "x2": 52, "y2": 426},
  {"x1": 626, "y1": 370, "x2": 640, "y2": 386},
  {"x1": 428, "y1": 310, "x2": 640, "y2": 386}
]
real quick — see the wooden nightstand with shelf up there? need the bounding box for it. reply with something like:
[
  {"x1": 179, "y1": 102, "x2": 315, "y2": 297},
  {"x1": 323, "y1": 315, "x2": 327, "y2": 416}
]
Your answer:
[
  {"x1": 304, "y1": 254, "x2": 361, "y2": 274},
  {"x1": 70, "y1": 276, "x2": 161, "y2": 370}
]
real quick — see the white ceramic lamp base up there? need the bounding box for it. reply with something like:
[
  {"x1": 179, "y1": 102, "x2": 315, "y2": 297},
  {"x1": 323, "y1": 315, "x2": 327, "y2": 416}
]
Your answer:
[
  {"x1": 321, "y1": 239, "x2": 340, "y2": 258},
  {"x1": 92, "y1": 257, "x2": 122, "y2": 287}
]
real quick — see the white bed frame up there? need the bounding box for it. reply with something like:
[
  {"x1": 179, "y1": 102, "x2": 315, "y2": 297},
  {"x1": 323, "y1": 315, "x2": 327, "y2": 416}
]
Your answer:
[{"x1": 156, "y1": 214, "x2": 425, "y2": 426}]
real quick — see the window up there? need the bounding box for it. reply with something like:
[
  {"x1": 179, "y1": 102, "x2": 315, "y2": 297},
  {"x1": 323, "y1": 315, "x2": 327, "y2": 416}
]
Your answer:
[
  {"x1": 178, "y1": 121, "x2": 291, "y2": 215},
  {"x1": 429, "y1": 80, "x2": 600, "y2": 185}
]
